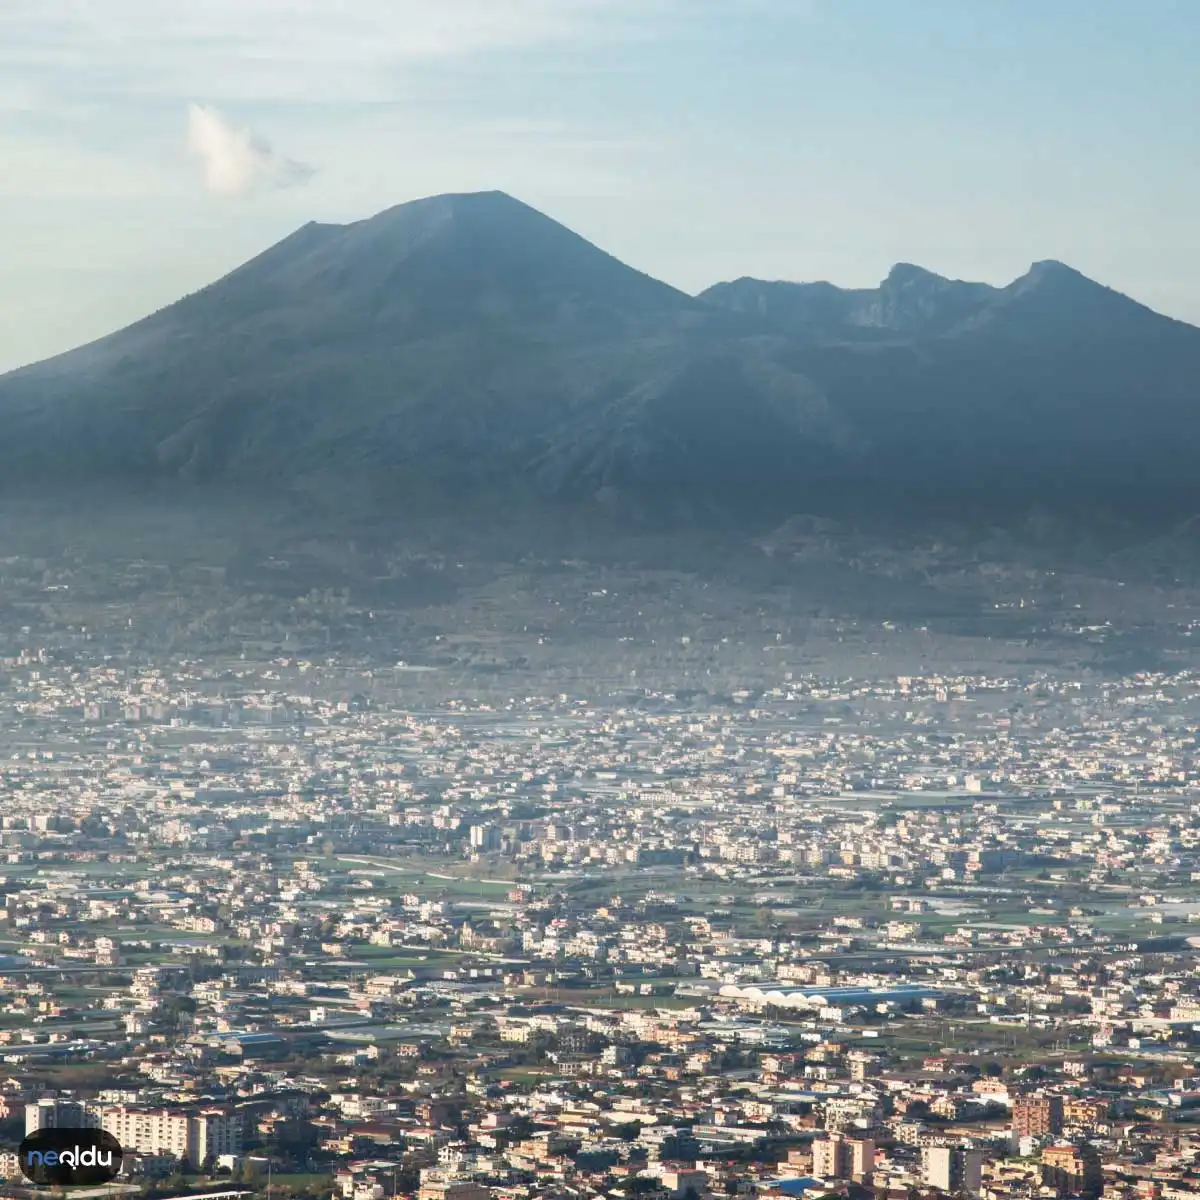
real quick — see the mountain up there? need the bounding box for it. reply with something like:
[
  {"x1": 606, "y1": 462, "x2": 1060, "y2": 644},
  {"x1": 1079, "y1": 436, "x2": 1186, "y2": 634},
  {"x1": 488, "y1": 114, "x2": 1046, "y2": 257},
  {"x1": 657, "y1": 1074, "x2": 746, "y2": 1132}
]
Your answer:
[
  {"x1": 702, "y1": 259, "x2": 1200, "y2": 520},
  {"x1": 0, "y1": 191, "x2": 852, "y2": 514},
  {"x1": 2, "y1": 189, "x2": 1199, "y2": 528},
  {"x1": 698, "y1": 258, "x2": 1188, "y2": 343},
  {"x1": 699, "y1": 264, "x2": 997, "y2": 339}
]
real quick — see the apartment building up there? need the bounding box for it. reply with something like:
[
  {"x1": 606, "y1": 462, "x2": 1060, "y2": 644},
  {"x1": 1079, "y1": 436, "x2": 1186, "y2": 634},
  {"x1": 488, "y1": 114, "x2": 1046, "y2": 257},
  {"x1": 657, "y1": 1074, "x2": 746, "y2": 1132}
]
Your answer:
[
  {"x1": 1041, "y1": 1142, "x2": 1103, "y2": 1198},
  {"x1": 922, "y1": 1146, "x2": 983, "y2": 1195},
  {"x1": 99, "y1": 1106, "x2": 241, "y2": 1167},
  {"x1": 812, "y1": 1132, "x2": 876, "y2": 1181},
  {"x1": 25, "y1": 1098, "x2": 99, "y2": 1135},
  {"x1": 1012, "y1": 1094, "x2": 1064, "y2": 1140}
]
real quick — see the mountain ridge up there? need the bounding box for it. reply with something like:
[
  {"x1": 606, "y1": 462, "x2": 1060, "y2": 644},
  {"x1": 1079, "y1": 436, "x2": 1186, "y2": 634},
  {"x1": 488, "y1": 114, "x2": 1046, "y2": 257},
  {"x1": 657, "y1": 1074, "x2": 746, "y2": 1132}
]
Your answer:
[
  {"x1": 697, "y1": 255, "x2": 1185, "y2": 342},
  {"x1": 2, "y1": 189, "x2": 1199, "y2": 529}
]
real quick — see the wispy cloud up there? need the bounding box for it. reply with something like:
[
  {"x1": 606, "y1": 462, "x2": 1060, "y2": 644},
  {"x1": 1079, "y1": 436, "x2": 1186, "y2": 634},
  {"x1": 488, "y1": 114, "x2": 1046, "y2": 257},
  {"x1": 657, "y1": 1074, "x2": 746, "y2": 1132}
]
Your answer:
[
  {"x1": 0, "y1": 1, "x2": 679, "y2": 105},
  {"x1": 0, "y1": 80, "x2": 39, "y2": 114},
  {"x1": 186, "y1": 103, "x2": 314, "y2": 197}
]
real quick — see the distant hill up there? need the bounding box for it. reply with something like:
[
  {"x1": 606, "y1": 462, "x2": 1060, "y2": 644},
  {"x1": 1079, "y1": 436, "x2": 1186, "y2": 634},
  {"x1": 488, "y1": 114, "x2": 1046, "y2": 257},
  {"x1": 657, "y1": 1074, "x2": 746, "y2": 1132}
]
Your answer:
[{"x1": 2, "y1": 189, "x2": 1199, "y2": 528}]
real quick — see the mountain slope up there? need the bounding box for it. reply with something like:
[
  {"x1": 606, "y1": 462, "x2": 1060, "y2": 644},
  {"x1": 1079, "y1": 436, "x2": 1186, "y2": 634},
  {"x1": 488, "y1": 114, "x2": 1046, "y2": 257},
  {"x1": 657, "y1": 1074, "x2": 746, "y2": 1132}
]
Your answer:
[
  {"x1": 702, "y1": 261, "x2": 1200, "y2": 519},
  {"x1": 2, "y1": 191, "x2": 1200, "y2": 526},
  {"x1": 0, "y1": 192, "x2": 852, "y2": 501}
]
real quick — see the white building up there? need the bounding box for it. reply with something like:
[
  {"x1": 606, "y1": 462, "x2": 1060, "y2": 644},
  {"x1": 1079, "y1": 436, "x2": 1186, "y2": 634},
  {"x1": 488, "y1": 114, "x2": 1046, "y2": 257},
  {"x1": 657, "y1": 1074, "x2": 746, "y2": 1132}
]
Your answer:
[{"x1": 922, "y1": 1146, "x2": 982, "y2": 1195}]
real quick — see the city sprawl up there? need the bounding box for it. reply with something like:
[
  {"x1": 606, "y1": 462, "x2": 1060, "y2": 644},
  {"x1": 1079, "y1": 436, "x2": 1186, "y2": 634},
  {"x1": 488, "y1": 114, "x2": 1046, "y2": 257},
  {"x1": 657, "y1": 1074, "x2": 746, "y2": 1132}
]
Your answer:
[{"x1": 0, "y1": 528, "x2": 1199, "y2": 1200}]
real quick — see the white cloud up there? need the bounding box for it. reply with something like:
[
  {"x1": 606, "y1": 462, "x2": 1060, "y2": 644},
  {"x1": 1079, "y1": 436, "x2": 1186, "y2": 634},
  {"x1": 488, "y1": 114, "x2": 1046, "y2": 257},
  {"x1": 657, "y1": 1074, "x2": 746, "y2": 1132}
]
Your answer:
[{"x1": 186, "y1": 103, "x2": 314, "y2": 197}]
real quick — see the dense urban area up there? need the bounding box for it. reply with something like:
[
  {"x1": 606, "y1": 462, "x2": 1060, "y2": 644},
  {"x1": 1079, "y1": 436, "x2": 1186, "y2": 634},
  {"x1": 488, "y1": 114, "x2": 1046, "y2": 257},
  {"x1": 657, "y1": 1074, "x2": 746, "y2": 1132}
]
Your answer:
[{"x1": 2, "y1": 515, "x2": 1200, "y2": 1200}]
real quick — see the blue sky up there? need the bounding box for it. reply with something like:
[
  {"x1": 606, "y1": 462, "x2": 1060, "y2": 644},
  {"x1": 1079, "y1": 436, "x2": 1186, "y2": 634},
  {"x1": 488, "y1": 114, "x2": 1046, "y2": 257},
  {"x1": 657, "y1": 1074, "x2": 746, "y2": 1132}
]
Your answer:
[{"x1": 1, "y1": 0, "x2": 1197, "y2": 370}]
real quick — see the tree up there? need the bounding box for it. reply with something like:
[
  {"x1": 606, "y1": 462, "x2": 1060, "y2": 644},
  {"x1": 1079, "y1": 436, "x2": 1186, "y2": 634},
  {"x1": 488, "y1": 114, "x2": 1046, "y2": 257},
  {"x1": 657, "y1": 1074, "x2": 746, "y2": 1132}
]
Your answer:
[{"x1": 160, "y1": 994, "x2": 198, "y2": 1031}]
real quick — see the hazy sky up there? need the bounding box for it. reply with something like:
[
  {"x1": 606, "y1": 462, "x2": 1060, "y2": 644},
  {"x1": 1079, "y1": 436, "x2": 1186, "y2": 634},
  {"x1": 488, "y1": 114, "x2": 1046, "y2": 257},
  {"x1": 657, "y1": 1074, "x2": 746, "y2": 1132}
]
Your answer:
[{"x1": 1, "y1": 0, "x2": 1198, "y2": 371}]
